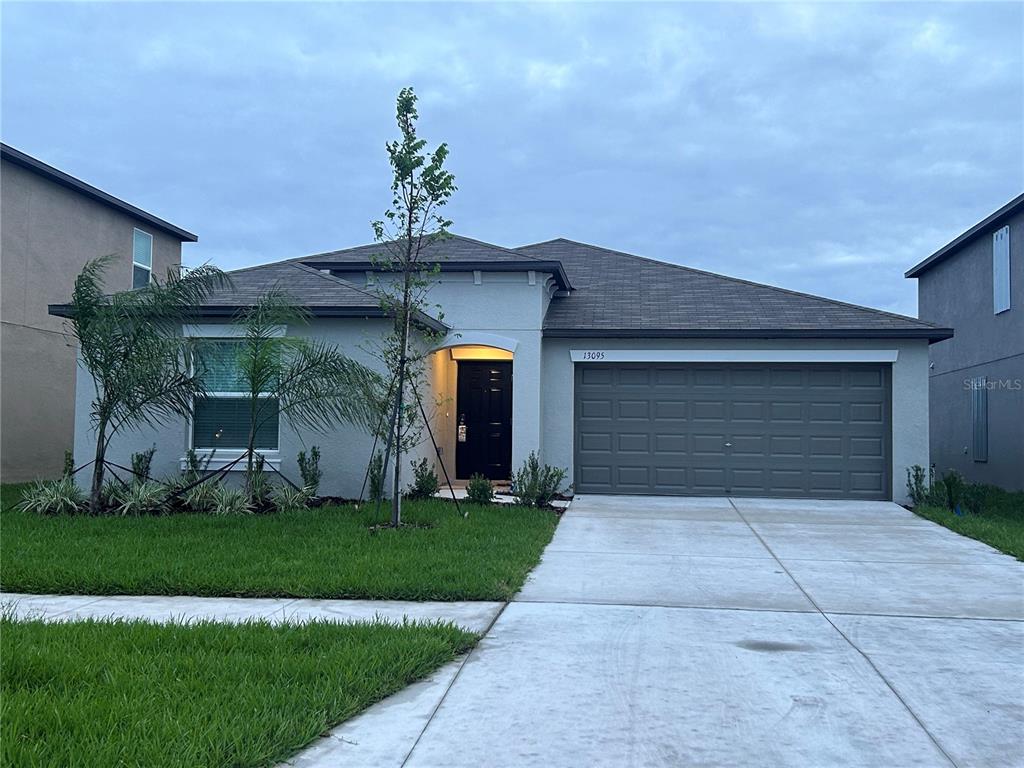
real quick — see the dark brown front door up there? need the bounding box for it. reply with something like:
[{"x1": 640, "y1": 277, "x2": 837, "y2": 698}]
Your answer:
[{"x1": 456, "y1": 361, "x2": 513, "y2": 480}]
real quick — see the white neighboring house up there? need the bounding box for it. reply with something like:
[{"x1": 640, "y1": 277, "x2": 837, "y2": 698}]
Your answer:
[{"x1": 54, "y1": 235, "x2": 952, "y2": 503}]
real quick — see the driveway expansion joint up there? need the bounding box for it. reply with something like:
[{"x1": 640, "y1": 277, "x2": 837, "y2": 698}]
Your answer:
[{"x1": 726, "y1": 498, "x2": 962, "y2": 768}]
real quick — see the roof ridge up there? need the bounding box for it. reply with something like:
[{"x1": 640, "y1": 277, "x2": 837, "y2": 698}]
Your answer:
[
  {"x1": 289, "y1": 262, "x2": 384, "y2": 301},
  {"x1": 302, "y1": 232, "x2": 545, "y2": 263},
  {"x1": 526, "y1": 237, "x2": 939, "y2": 328}
]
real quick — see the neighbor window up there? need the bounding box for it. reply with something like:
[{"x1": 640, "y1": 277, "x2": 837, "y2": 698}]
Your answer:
[
  {"x1": 132, "y1": 228, "x2": 153, "y2": 289},
  {"x1": 993, "y1": 226, "x2": 1010, "y2": 314},
  {"x1": 971, "y1": 376, "x2": 988, "y2": 463},
  {"x1": 191, "y1": 340, "x2": 279, "y2": 451}
]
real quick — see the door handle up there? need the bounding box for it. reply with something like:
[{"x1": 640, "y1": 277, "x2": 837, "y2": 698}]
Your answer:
[{"x1": 724, "y1": 442, "x2": 733, "y2": 448}]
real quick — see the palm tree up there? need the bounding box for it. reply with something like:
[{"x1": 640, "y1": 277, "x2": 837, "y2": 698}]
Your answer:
[
  {"x1": 220, "y1": 289, "x2": 382, "y2": 492},
  {"x1": 67, "y1": 255, "x2": 228, "y2": 513}
]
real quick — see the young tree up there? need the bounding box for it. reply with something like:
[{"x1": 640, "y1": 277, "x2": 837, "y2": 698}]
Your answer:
[
  {"x1": 214, "y1": 289, "x2": 382, "y2": 493},
  {"x1": 370, "y1": 86, "x2": 456, "y2": 527},
  {"x1": 67, "y1": 255, "x2": 227, "y2": 513}
]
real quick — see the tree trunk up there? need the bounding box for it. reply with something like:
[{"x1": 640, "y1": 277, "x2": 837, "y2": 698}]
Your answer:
[
  {"x1": 89, "y1": 416, "x2": 108, "y2": 515},
  {"x1": 390, "y1": 256, "x2": 414, "y2": 527}
]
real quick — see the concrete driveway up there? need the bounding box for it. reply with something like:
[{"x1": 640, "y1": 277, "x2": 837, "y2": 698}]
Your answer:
[{"x1": 294, "y1": 496, "x2": 1024, "y2": 767}]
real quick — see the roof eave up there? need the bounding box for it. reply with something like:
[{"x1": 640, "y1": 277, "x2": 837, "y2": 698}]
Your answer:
[
  {"x1": 304, "y1": 259, "x2": 574, "y2": 291},
  {"x1": 2, "y1": 143, "x2": 198, "y2": 242},
  {"x1": 905, "y1": 192, "x2": 1024, "y2": 278},
  {"x1": 543, "y1": 327, "x2": 955, "y2": 343},
  {"x1": 47, "y1": 303, "x2": 449, "y2": 333}
]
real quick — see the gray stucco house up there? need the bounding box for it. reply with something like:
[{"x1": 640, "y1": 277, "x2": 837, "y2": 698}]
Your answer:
[
  {"x1": 1, "y1": 143, "x2": 196, "y2": 482},
  {"x1": 906, "y1": 193, "x2": 1023, "y2": 491},
  {"x1": 62, "y1": 235, "x2": 951, "y2": 503}
]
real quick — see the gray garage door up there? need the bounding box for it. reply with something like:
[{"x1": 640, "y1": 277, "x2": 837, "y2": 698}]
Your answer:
[{"x1": 574, "y1": 363, "x2": 891, "y2": 499}]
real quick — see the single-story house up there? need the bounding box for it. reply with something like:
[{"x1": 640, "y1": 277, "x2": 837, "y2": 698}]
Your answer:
[{"x1": 57, "y1": 235, "x2": 953, "y2": 502}]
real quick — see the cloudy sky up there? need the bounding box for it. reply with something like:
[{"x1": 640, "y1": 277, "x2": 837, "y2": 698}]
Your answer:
[{"x1": 3, "y1": 2, "x2": 1021, "y2": 316}]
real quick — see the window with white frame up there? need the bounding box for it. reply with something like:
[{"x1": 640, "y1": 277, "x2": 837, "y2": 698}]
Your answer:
[
  {"x1": 192, "y1": 340, "x2": 280, "y2": 451},
  {"x1": 132, "y1": 228, "x2": 153, "y2": 289},
  {"x1": 993, "y1": 225, "x2": 1010, "y2": 314}
]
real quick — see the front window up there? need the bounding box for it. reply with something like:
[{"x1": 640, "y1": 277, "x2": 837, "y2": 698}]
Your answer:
[
  {"x1": 132, "y1": 228, "x2": 153, "y2": 289},
  {"x1": 192, "y1": 340, "x2": 280, "y2": 451}
]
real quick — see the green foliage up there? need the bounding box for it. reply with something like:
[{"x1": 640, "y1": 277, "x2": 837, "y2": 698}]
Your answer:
[
  {"x1": 906, "y1": 464, "x2": 947, "y2": 508},
  {"x1": 184, "y1": 448, "x2": 215, "y2": 478},
  {"x1": 511, "y1": 452, "x2": 567, "y2": 508},
  {"x1": 912, "y1": 484, "x2": 1024, "y2": 560},
  {"x1": 942, "y1": 469, "x2": 966, "y2": 511},
  {"x1": 67, "y1": 255, "x2": 227, "y2": 512},
  {"x1": 62, "y1": 450, "x2": 75, "y2": 479},
  {"x1": 1, "y1": 615, "x2": 476, "y2": 768},
  {"x1": 368, "y1": 87, "x2": 457, "y2": 525},
  {"x1": 183, "y1": 479, "x2": 220, "y2": 514},
  {"x1": 247, "y1": 454, "x2": 271, "y2": 509},
  {"x1": 406, "y1": 457, "x2": 439, "y2": 499},
  {"x1": 271, "y1": 484, "x2": 311, "y2": 513},
  {"x1": 130, "y1": 445, "x2": 157, "y2": 483},
  {"x1": 225, "y1": 290, "x2": 381, "y2": 488},
  {"x1": 1, "y1": 495, "x2": 559, "y2": 600},
  {"x1": 368, "y1": 451, "x2": 386, "y2": 501},
  {"x1": 17, "y1": 477, "x2": 86, "y2": 515},
  {"x1": 212, "y1": 486, "x2": 253, "y2": 516},
  {"x1": 466, "y1": 473, "x2": 494, "y2": 505},
  {"x1": 111, "y1": 481, "x2": 168, "y2": 516},
  {"x1": 297, "y1": 445, "x2": 322, "y2": 495}
]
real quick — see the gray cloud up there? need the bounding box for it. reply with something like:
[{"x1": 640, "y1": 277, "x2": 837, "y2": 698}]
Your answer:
[{"x1": 3, "y1": 2, "x2": 1021, "y2": 315}]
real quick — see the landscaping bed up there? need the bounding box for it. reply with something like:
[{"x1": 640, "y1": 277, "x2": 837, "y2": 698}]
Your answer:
[
  {"x1": 1, "y1": 615, "x2": 475, "y2": 767},
  {"x1": 0, "y1": 488, "x2": 558, "y2": 601}
]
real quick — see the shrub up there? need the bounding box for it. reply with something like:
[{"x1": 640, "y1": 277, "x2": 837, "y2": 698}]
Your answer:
[
  {"x1": 297, "y1": 446, "x2": 322, "y2": 496},
  {"x1": 466, "y1": 473, "x2": 494, "y2": 505},
  {"x1": 406, "y1": 457, "x2": 439, "y2": 500},
  {"x1": 942, "y1": 469, "x2": 966, "y2": 512},
  {"x1": 62, "y1": 450, "x2": 75, "y2": 479},
  {"x1": 248, "y1": 454, "x2": 271, "y2": 509},
  {"x1": 961, "y1": 482, "x2": 988, "y2": 515},
  {"x1": 111, "y1": 481, "x2": 168, "y2": 516},
  {"x1": 212, "y1": 486, "x2": 253, "y2": 516},
  {"x1": 183, "y1": 448, "x2": 214, "y2": 479},
  {"x1": 183, "y1": 479, "x2": 220, "y2": 513},
  {"x1": 511, "y1": 452, "x2": 566, "y2": 508},
  {"x1": 130, "y1": 446, "x2": 157, "y2": 483},
  {"x1": 18, "y1": 477, "x2": 86, "y2": 515},
  {"x1": 368, "y1": 451, "x2": 385, "y2": 501},
  {"x1": 906, "y1": 464, "x2": 932, "y2": 506},
  {"x1": 272, "y1": 483, "x2": 311, "y2": 513}
]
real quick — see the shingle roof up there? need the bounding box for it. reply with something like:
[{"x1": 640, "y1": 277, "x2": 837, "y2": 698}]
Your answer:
[
  {"x1": 516, "y1": 238, "x2": 951, "y2": 340},
  {"x1": 305, "y1": 233, "x2": 544, "y2": 265},
  {"x1": 204, "y1": 262, "x2": 381, "y2": 308}
]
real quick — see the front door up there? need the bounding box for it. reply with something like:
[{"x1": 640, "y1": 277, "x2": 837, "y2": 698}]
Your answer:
[{"x1": 456, "y1": 361, "x2": 513, "y2": 480}]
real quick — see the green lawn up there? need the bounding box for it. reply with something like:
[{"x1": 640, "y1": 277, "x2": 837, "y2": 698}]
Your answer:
[
  {"x1": 0, "y1": 486, "x2": 557, "y2": 600},
  {"x1": 1, "y1": 615, "x2": 475, "y2": 767},
  {"x1": 913, "y1": 486, "x2": 1024, "y2": 561}
]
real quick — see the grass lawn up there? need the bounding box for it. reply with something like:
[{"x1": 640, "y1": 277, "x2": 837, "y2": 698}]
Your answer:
[
  {"x1": 913, "y1": 486, "x2": 1024, "y2": 561},
  {"x1": 1, "y1": 615, "x2": 475, "y2": 767},
  {"x1": 0, "y1": 485, "x2": 557, "y2": 600}
]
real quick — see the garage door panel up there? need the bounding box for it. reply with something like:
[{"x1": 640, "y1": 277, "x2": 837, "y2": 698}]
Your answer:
[{"x1": 574, "y1": 363, "x2": 890, "y2": 499}]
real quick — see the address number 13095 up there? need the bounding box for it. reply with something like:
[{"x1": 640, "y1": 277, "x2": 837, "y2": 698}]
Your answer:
[{"x1": 581, "y1": 351, "x2": 606, "y2": 360}]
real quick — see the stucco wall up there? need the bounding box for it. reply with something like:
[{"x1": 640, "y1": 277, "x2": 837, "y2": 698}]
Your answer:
[
  {"x1": 2, "y1": 158, "x2": 185, "y2": 481},
  {"x1": 915, "y1": 210, "x2": 1023, "y2": 489},
  {"x1": 540, "y1": 337, "x2": 931, "y2": 503},
  {"x1": 73, "y1": 318, "x2": 402, "y2": 498}
]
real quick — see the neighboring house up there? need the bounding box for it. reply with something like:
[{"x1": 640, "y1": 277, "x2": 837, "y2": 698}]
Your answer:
[
  {"x1": 906, "y1": 194, "x2": 1024, "y2": 491},
  {"x1": 1, "y1": 143, "x2": 196, "y2": 482},
  {"x1": 57, "y1": 235, "x2": 951, "y2": 502}
]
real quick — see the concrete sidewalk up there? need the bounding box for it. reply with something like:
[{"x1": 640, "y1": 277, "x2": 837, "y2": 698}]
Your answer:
[
  {"x1": 1, "y1": 593, "x2": 503, "y2": 633},
  {"x1": 292, "y1": 495, "x2": 1024, "y2": 768}
]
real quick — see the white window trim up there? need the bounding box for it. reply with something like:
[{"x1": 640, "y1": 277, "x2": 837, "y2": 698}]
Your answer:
[
  {"x1": 185, "y1": 335, "x2": 283, "y2": 463},
  {"x1": 132, "y1": 228, "x2": 153, "y2": 286},
  {"x1": 569, "y1": 349, "x2": 900, "y2": 363}
]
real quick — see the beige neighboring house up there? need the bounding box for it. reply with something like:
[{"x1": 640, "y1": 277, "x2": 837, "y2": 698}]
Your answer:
[{"x1": 1, "y1": 143, "x2": 197, "y2": 482}]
